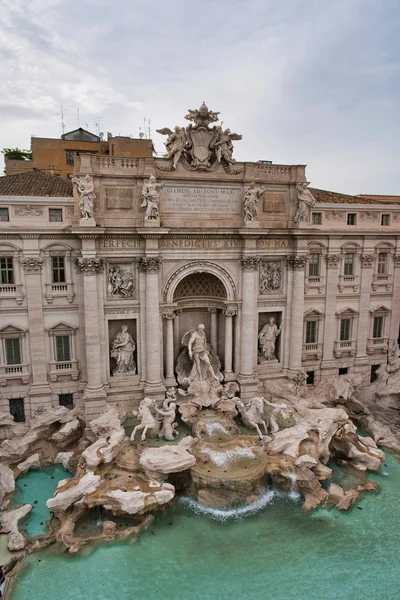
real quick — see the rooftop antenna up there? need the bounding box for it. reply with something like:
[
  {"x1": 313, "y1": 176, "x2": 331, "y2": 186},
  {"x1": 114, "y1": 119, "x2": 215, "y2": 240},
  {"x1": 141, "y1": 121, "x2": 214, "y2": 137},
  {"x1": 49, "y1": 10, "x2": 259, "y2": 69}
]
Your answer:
[
  {"x1": 138, "y1": 127, "x2": 144, "y2": 139},
  {"x1": 58, "y1": 101, "x2": 66, "y2": 135},
  {"x1": 77, "y1": 108, "x2": 80, "y2": 128},
  {"x1": 93, "y1": 117, "x2": 103, "y2": 136},
  {"x1": 143, "y1": 118, "x2": 147, "y2": 139},
  {"x1": 148, "y1": 118, "x2": 151, "y2": 140}
]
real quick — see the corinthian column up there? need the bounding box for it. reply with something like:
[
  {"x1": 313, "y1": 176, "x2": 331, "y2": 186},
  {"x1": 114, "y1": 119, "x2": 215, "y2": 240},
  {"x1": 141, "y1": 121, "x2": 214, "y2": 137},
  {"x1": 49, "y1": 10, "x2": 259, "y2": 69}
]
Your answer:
[
  {"x1": 286, "y1": 255, "x2": 307, "y2": 372},
  {"x1": 74, "y1": 257, "x2": 106, "y2": 420},
  {"x1": 224, "y1": 307, "x2": 237, "y2": 380},
  {"x1": 238, "y1": 256, "x2": 259, "y2": 399},
  {"x1": 208, "y1": 308, "x2": 218, "y2": 352},
  {"x1": 138, "y1": 257, "x2": 165, "y2": 399}
]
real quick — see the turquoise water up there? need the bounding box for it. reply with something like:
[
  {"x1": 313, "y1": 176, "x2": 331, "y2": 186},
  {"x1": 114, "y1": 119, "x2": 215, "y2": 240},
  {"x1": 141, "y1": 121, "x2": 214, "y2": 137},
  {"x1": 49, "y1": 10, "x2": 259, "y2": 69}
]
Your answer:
[
  {"x1": 9, "y1": 454, "x2": 400, "y2": 600},
  {"x1": 11, "y1": 465, "x2": 72, "y2": 538}
]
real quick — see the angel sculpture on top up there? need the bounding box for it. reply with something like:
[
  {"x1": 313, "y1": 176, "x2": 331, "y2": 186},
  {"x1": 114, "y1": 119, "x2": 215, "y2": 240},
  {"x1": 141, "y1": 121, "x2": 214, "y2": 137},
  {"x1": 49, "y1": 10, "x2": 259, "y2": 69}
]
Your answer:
[
  {"x1": 212, "y1": 127, "x2": 242, "y2": 165},
  {"x1": 156, "y1": 126, "x2": 187, "y2": 170}
]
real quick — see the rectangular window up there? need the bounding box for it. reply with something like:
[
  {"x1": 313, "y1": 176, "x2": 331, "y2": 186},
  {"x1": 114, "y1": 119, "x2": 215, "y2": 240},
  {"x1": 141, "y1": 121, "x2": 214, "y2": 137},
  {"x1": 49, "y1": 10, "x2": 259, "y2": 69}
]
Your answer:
[
  {"x1": 66, "y1": 151, "x2": 74, "y2": 166},
  {"x1": 55, "y1": 335, "x2": 71, "y2": 362},
  {"x1": 347, "y1": 213, "x2": 357, "y2": 225},
  {"x1": 308, "y1": 254, "x2": 320, "y2": 277},
  {"x1": 59, "y1": 393, "x2": 74, "y2": 408},
  {"x1": 9, "y1": 398, "x2": 25, "y2": 423},
  {"x1": 381, "y1": 214, "x2": 390, "y2": 226},
  {"x1": 370, "y1": 364, "x2": 380, "y2": 383},
  {"x1": 340, "y1": 318, "x2": 352, "y2": 341},
  {"x1": 343, "y1": 253, "x2": 355, "y2": 276},
  {"x1": 377, "y1": 252, "x2": 388, "y2": 275},
  {"x1": 312, "y1": 213, "x2": 322, "y2": 225},
  {"x1": 52, "y1": 256, "x2": 66, "y2": 283},
  {"x1": 339, "y1": 367, "x2": 348, "y2": 376},
  {"x1": 0, "y1": 257, "x2": 14, "y2": 284},
  {"x1": 0, "y1": 208, "x2": 9, "y2": 222},
  {"x1": 373, "y1": 315, "x2": 384, "y2": 338},
  {"x1": 305, "y1": 320, "x2": 317, "y2": 344},
  {"x1": 5, "y1": 338, "x2": 21, "y2": 365},
  {"x1": 49, "y1": 208, "x2": 63, "y2": 222}
]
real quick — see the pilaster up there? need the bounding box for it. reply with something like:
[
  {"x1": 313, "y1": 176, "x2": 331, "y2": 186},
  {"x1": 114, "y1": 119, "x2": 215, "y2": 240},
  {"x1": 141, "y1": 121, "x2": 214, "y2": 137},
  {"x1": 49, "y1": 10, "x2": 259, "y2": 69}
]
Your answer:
[
  {"x1": 238, "y1": 256, "x2": 259, "y2": 399},
  {"x1": 286, "y1": 254, "x2": 307, "y2": 372}
]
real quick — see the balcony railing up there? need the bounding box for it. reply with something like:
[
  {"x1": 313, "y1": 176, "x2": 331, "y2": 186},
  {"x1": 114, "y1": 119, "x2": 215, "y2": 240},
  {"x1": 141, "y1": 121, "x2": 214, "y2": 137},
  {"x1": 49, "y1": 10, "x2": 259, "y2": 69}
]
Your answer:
[
  {"x1": 334, "y1": 339, "x2": 357, "y2": 358},
  {"x1": 48, "y1": 359, "x2": 79, "y2": 382},
  {"x1": 302, "y1": 342, "x2": 323, "y2": 361},
  {"x1": 371, "y1": 273, "x2": 392, "y2": 292},
  {"x1": 0, "y1": 283, "x2": 24, "y2": 305},
  {"x1": 0, "y1": 363, "x2": 30, "y2": 385},
  {"x1": 305, "y1": 275, "x2": 325, "y2": 294},
  {"x1": 367, "y1": 337, "x2": 388, "y2": 354},
  {"x1": 45, "y1": 282, "x2": 75, "y2": 304},
  {"x1": 338, "y1": 275, "x2": 359, "y2": 293}
]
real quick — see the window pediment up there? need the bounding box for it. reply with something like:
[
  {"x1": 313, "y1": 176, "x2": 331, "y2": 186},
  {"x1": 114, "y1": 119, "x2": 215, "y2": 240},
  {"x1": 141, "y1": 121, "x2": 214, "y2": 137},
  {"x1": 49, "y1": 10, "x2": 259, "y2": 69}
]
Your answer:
[
  {"x1": 335, "y1": 307, "x2": 358, "y2": 316},
  {"x1": 46, "y1": 321, "x2": 77, "y2": 336},
  {"x1": 369, "y1": 305, "x2": 390, "y2": 314}
]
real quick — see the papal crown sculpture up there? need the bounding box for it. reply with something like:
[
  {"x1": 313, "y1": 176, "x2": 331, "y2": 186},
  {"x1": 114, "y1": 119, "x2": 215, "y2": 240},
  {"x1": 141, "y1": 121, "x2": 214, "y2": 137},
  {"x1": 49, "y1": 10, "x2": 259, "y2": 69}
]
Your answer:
[{"x1": 156, "y1": 102, "x2": 242, "y2": 173}]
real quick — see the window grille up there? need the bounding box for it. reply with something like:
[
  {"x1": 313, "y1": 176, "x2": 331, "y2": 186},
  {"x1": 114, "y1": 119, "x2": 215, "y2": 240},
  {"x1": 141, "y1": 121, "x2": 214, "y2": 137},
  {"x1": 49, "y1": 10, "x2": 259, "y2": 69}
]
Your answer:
[
  {"x1": 9, "y1": 398, "x2": 25, "y2": 422},
  {"x1": 66, "y1": 151, "x2": 74, "y2": 166},
  {"x1": 174, "y1": 273, "x2": 226, "y2": 300},
  {"x1": 59, "y1": 393, "x2": 73, "y2": 408}
]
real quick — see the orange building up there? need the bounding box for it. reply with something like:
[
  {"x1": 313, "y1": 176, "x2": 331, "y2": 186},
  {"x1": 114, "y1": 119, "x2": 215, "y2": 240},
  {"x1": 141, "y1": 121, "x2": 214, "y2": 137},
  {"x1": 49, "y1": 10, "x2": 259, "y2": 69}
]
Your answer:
[{"x1": 4, "y1": 128, "x2": 153, "y2": 178}]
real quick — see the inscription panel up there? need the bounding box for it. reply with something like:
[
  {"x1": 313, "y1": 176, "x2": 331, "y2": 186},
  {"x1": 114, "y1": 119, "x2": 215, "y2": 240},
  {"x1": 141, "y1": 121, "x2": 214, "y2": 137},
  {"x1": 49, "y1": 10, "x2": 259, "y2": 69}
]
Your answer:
[
  {"x1": 161, "y1": 185, "x2": 241, "y2": 214},
  {"x1": 262, "y1": 192, "x2": 286, "y2": 213},
  {"x1": 105, "y1": 188, "x2": 133, "y2": 210}
]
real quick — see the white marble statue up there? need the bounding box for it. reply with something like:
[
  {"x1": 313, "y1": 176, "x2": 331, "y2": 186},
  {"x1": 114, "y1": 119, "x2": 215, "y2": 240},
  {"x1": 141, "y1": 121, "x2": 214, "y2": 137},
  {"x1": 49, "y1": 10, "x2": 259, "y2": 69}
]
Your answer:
[
  {"x1": 155, "y1": 401, "x2": 179, "y2": 441},
  {"x1": 294, "y1": 182, "x2": 316, "y2": 223},
  {"x1": 213, "y1": 127, "x2": 242, "y2": 165},
  {"x1": 258, "y1": 317, "x2": 282, "y2": 362},
  {"x1": 130, "y1": 397, "x2": 159, "y2": 442},
  {"x1": 243, "y1": 182, "x2": 266, "y2": 222},
  {"x1": 235, "y1": 397, "x2": 269, "y2": 440},
  {"x1": 108, "y1": 266, "x2": 135, "y2": 297},
  {"x1": 259, "y1": 261, "x2": 282, "y2": 293},
  {"x1": 175, "y1": 324, "x2": 223, "y2": 386},
  {"x1": 156, "y1": 126, "x2": 187, "y2": 170},
  {"x1": 110, "y1": 325, "x2": 136, "y2": 375},
  {"x1": 72, "y1": 174, "x2": 95, "y2": 220},
  {"x1": 141, "y1": 175, "x2": 164, "y2": 220}
]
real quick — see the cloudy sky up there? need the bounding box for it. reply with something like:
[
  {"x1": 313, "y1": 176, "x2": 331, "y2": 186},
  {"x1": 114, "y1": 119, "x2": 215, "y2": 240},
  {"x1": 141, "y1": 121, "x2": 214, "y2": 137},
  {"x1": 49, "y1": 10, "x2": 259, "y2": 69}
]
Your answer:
[{"x1": 0, "y1": 0, "x2": 399, "y2": 194}]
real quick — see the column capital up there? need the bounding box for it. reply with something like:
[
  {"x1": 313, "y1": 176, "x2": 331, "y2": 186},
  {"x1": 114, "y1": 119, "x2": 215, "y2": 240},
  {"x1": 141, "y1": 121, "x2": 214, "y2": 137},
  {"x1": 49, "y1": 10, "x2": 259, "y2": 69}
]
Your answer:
[
  {"x1": 74, "y1": 257, "x2": 104, "y2": 275},
  {"x1": 286, "y1": 255, "x2": 308, "y2": 269},
  {"x1": 138, "y1": 256, "x2": 162, "y2": 272},
  {"x1": 162, "y1": 309, "x2": 175, "y2": 320},
  {"x1": 394, "y1": 254, "x2": 400, "y2": 268},
  {"x1": 326, "y1": 254, "x2": 340, "y2": 268},
  {"x1": 22, "y1": 257, "x2": 43, "y2": 273},
  {"x1": 223, "y1": 308, "x2": 237, "y2": 317},
  {"x1": 240, "y1": 256, "x2": 260, "y2": 270},
  {"x1": 208, "y1": 307, "x2": 218, "y2": 314},
  {"x1": 360, "y1": 254, "x2": 374, "y2": 268}
]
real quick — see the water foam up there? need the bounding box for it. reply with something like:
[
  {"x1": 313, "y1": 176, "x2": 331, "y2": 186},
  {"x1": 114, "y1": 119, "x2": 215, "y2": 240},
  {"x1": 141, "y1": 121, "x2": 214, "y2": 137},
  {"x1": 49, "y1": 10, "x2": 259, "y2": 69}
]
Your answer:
[
  {"x1": 180, "y1": 489, "x2": 301, "y2": 521},
  {"x1": 203, "y1": 445, "x2": 256, "y2": 467},
  {"x1": 205, "y1": 422, "x2": 230, "y2": 436}
]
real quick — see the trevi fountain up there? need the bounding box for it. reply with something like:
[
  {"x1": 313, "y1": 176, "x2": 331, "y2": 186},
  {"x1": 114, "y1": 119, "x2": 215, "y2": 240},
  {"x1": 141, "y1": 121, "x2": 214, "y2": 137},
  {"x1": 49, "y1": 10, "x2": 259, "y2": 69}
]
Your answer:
[{"x1": 1, "y1": 104, "x2": 400, "y2": 599}]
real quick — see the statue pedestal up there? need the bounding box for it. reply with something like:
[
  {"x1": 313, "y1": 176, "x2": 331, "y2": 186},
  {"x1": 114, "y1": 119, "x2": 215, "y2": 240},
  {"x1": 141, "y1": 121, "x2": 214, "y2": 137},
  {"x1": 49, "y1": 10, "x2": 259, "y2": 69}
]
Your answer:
[
  {"x1": 144, "y1": 217, "x2": 160, "y2": 227},
  {"x1": 80, "y1": 217, "x2": 96, "y2": 227},
  {"x1": 244, "y1": 220, "x2": 260, "y2": 228}
]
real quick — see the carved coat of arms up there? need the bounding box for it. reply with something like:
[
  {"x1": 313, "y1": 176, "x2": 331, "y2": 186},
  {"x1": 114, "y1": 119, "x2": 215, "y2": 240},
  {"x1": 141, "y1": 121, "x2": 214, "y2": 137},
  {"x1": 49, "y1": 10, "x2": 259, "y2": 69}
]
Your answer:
[{"x1": 156, "y1": 102, "x2": 242, "y2": 173}]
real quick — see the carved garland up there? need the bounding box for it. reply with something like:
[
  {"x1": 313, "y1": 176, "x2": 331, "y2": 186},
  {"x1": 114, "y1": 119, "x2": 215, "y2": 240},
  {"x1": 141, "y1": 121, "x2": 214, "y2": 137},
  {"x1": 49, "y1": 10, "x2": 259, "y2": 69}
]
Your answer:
[
  {"x1": 286, "y1": 255, "x2": 308, "y2": 269},
  {"x1": 137, "y1": 257, "x2": 162, "y2": 272},
  {"x1": 22, "y1": 257, "x2": 43, "y2": 273},
  {"x1": 163, "y1": 261, "x2": 237, "y2": 301},
  {"x1": 74, "y1": 258, "x2": 104, "y2": 275},
  {"x1": 14, "y1": 205, "x2": 43, "y2": 217}
]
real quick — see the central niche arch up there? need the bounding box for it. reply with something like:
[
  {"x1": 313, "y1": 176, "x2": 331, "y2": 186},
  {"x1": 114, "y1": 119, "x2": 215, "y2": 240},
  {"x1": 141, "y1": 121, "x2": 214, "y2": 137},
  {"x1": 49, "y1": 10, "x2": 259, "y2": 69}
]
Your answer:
[{"x1": 173, "y1": 272, "x2": 227, "y2": 302}]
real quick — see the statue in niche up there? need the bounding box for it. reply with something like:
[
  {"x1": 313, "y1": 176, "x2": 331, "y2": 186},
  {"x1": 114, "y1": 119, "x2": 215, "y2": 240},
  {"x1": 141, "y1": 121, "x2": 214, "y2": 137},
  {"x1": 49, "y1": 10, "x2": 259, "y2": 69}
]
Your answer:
[
  {"x1": 141, "y1": 175, "x2": 164, "y2": 220},
  {"x1": 294, "y1": 182, "x2": 316, "y2": 223},
  {"x1": 176, "y1": 324, "x2": 223, "y2": 385},
  {"x1": 259, "y1": 261, "x2": 282, "y2": 294},
  {"x1": 110, "y1": 325, "x2": 136, "y2": 374},
  {"x1": 156, "y1": 126, "x2": 187, "y2": 170},
  {"x1": 108, "y1": 266, "x2": 135, "y2": 297},
  {"x1": 258, "y1": 317, "x2": 282, "y2": 362},
  {"x1": 72, "y1": 174, "x2": 95, "y2": 220},
  {"x1": 243, "y1": 182, "x2": 266, "y2": 222}
]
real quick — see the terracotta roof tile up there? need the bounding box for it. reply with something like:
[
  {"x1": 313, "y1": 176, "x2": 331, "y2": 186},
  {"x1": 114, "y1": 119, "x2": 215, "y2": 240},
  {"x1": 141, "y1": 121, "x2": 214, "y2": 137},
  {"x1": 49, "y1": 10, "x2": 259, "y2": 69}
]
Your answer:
[
  {"x1": 0, "y1": 169, "x2": 73, "y2": 197},
  {"x1": 310, "y1": 188, "x2": 400, "y2": 205}
]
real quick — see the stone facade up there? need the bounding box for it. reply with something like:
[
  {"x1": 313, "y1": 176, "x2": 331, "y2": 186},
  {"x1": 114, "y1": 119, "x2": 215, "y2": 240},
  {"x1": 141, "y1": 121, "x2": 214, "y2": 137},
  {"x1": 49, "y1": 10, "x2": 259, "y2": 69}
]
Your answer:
[{"x1": 1, "y1": 107, "x2": 400, "y2": 429}]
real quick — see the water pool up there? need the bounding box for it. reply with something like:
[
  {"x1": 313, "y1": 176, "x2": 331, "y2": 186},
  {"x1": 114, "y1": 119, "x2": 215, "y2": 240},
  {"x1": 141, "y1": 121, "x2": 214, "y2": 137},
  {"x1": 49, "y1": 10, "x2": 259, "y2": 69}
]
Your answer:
[{"x1": 9, "y1": 454, "x2": 400, "y2": 600}]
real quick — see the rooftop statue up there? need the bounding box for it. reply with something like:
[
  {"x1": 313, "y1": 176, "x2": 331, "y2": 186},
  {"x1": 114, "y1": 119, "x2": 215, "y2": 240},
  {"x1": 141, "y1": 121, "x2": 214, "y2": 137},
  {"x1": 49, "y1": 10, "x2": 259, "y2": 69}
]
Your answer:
[
  {"x1": 243, "y1": 182, "x2": 266, "y2": 222},
  {"x1": 141, "y1": 175, "x2": 164, "y2": 220},
  {"x1": 72, "y1": 174, "x2": 95, "y2": 221},
  {"x1": 294, "y1": 182, "x2": 316, "y2": 223},
  {"x1": 156, "y1": 102, "x2": 242, "y2": 173}
]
